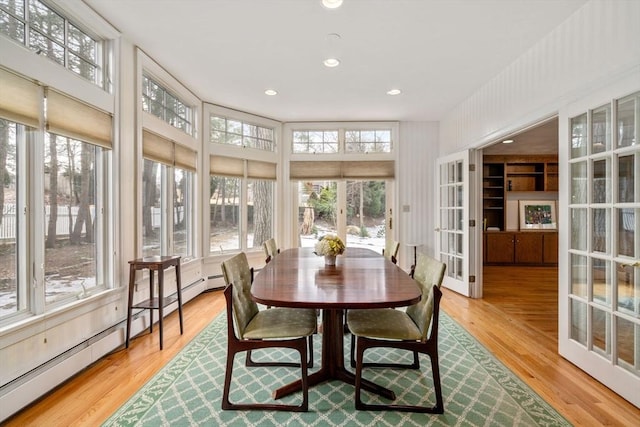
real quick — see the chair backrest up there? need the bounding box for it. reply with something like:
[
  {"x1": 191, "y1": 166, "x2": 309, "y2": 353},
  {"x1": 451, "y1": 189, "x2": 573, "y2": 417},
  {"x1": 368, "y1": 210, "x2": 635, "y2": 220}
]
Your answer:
[
  {"x1": 406, "y1": 253, "x2": 446, "y2": 341},
  {"x1": 383, "y1": 240, "x2": 400, "y2": 263},
  {"x1": 263, "y1": 238, "x2": 279, "y2": 262},
  {"x1": 221, "y1": 252, "x2": 258, "y2": 339}
]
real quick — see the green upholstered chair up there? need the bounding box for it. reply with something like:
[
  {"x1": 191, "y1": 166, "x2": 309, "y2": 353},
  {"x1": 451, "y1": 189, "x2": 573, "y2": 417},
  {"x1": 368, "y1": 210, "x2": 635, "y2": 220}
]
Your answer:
[
  {"x1": 347, "y1": 253, "x2": 446, "y2": 413},
  {"x1": 221, "y1": 253, "x2": 317, "y2": 411},
  {"x1": 382, "y1": 240, "x2": 400, "y2": 264},
  {"x1": 262, "y1": 238, "x2": 279, "y2": 264},
  {"x1": 221, "y1": 252, "x2": 314, "y2": 369}
]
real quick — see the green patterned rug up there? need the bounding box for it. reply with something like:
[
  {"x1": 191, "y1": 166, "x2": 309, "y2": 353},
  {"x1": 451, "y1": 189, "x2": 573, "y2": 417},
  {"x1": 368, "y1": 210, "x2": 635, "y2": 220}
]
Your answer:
[{"x1": 103, "y1": 311, "x2": 570, "y2": 426}]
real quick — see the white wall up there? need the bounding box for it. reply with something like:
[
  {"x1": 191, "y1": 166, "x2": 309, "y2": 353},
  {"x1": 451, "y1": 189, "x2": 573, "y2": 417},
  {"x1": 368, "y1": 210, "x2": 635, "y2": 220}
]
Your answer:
[
  {"x1": 397, "y1": 122, "x2": 439, "y2": 269},
  {"x1": 439, "y1": 0, "x2": 640, "y2": 153}
]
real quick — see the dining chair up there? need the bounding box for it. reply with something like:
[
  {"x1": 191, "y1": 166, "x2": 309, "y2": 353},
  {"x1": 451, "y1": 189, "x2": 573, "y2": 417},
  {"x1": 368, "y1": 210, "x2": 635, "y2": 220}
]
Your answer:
[
  {"x1": 349, "y1": 249, "x2": 433, "y2": 370},
  {"x1": 221, "y1": 252, "x2": 314, "y2": 368},
  {"x1": 382, "y1": 240, "x2": 400, "y2": 264},
  {"x1": 262, "y1": 238, "x2": 279, "y2": 264},
  {"x1": 221, "y1": 253, "x2": 317, "y2": 411},
  {"x1": 347, "y1": 253, "x2": 446, "y2": 413}
]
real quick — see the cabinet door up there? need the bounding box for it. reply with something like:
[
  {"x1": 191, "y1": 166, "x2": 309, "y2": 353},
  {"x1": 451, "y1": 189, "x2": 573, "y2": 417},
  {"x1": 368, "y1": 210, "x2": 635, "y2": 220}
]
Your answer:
[
  {"x1": 515, "y1": 232, "x2": 543, "y2": 264},
  {"x1": 543, "y1": 232, "x2": 558, "y2": 264},
  {"x1": 485, "y1": 233, "x2": 515, "y2": 264}
]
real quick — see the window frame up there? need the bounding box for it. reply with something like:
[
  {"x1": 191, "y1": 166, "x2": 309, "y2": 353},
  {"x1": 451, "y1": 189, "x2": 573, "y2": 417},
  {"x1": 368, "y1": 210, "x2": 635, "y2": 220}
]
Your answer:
[
  {"x1": 205, "y1": 104, "x2": 279, "y2": 257},
  {"x1": 0, "y1": 0, "x2": 107, "y2": 88},
  {"x1": 138, "y1": 49, "x2": 200, "y2": 262}
]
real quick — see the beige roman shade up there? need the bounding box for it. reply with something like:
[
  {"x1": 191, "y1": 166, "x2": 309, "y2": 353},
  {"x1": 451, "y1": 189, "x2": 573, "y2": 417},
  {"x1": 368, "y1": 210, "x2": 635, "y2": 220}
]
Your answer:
[
  {"x1": 143, "y1": 129, "x2": 197, "y2": 171},
  {"x1": 247, "y1": 159, "x2": 277, "y2": 180},
  {"x1": 46, "y1": 88, "x2": 113, "y2": 149},
  {"x1": 210, "y1": 155, "x2": 276, "y2": 180},
  {"x1": 290, "y1": 160, "x2": 394, "y2": 180},
  {"x1": 0, "y1": 67, "x2": 41, "y2": 128}
]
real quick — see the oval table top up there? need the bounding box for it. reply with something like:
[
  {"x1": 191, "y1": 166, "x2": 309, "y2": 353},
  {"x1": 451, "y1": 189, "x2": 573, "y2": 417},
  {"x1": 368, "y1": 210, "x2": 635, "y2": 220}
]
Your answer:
[{"x1": 251, "y1": 247, "x2": 421, "y2": 309}]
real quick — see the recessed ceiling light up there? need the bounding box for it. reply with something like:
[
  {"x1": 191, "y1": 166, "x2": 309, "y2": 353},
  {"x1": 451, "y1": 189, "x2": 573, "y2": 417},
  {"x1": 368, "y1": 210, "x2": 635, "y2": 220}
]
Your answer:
[
  {"x1": 323, "y1": 58, "x2": 340, "y2": 68},
  {"x1": 387, "y1": 89, "x2": 402, "y2": 95},
  {"x1": 322, "y1": 0, "x2": 343, "y2": 9},
  {"x1": 264, "y1": 89, "x2": 278, "y2": 96},
  {"x1": 502, "y1": 139, "x2": 514, "y2": 144}
]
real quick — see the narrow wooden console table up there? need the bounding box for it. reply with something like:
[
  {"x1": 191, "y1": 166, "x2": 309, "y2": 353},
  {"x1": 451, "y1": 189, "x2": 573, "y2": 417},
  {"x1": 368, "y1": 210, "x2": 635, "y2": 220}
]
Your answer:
[{"x1": 126, "y1": 255, "x2": 183, "y2": 350}]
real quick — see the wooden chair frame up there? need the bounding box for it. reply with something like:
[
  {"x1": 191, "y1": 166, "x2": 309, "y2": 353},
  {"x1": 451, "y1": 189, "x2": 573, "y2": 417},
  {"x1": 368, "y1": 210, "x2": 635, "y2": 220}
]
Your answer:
[
  {"x1": 353, "y1": 285, "x2": 444, "y2": 413},
  {"x1": 222, "y1": 284, "x2": 309, "y2": 411},
  {"x1": 221, "y1": 259, "x2": 314, "y2": 369}
]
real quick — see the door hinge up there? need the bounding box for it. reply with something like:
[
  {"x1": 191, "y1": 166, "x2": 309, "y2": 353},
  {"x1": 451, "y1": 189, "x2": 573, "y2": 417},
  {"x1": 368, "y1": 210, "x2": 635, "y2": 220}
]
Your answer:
[
  {"x1": 469, "y1": 163, "x2": 476, "y2": 172},
  {"x1": 469, "y1": 275, "x2": 476, "y2": 283},
  {"x1": 469, "y1": 219, "x2": 476, "y2": 227}
]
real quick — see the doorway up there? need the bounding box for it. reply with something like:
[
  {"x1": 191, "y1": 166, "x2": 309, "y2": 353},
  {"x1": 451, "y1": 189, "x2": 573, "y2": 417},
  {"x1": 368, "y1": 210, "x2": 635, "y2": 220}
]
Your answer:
[{"x1": 478, "y1": 116, "x2": 559, "y2": 292}]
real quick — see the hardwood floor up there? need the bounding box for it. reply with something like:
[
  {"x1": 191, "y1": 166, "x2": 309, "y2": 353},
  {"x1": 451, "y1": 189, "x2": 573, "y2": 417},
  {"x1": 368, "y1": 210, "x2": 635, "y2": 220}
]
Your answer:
[{"x1": 5, "y1": 266, "x2": 640, "y2": 426}]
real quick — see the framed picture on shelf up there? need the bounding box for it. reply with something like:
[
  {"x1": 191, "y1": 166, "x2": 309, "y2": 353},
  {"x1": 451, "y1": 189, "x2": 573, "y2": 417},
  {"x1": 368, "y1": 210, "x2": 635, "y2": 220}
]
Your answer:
[{"x1": 519, "y1": 200, "x2": 557, "y2": 230}]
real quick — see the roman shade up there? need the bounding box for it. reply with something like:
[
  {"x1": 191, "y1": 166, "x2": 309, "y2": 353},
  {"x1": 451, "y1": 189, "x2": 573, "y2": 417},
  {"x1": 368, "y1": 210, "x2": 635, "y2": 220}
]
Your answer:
[
  {"x1": 210, "y1": 155, "x2": 276, "y2": 180},
  {"x1": 289, "y1": 160, "x2": 394, "y2": 180},
  {"x1": 143, "y1": 129, "x2": 197, "y2": 171},
  {"x1": 46, "y1": 88, "x2": 113, "y2": 149},
  {"x1": 0, "y1": 67, "x2": 41, "y2": 128}
]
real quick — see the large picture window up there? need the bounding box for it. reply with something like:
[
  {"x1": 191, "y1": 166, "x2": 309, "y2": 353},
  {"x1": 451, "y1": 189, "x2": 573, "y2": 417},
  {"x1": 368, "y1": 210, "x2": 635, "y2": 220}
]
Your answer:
[
  {"x1": 208, "y1": 109, "x2": 277, "y2": 255},
  {"x1": 0, "y1": 67, "x2": 113, "y2": 321}
]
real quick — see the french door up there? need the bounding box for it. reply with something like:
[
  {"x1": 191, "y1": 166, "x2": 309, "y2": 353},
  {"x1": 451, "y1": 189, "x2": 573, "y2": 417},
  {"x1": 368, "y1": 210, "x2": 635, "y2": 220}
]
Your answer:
[
  {"x1": 561, "y1": 90, "x2": 640, "y2": 406},
  {"x1": 435, "y1": 150, "x2": 478, "y2": 297},
  {"x1": 296, "y1": 180, "x2": 390, "y2": 254}
]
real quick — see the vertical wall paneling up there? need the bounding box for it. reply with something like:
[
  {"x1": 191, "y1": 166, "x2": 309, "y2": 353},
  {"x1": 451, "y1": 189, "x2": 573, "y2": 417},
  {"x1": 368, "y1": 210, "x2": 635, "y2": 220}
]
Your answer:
[
  {"x1": 398, "y1": 122, "x2": 439, "y2": 269},
  {"x1": 439, "y1": 0, "x2": 640, "y2": 154}
]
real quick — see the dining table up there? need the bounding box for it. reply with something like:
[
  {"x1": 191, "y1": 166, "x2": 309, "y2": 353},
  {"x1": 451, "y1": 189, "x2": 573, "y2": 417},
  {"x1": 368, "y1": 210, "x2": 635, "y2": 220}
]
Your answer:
[{"x1": 251, "y1": 246, "x2": 422, "y2": 401}]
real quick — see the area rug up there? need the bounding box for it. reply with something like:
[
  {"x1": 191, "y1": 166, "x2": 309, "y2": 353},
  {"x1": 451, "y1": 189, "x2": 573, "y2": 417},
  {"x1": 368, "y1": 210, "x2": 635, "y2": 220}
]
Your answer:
[{"x1": 103, "y1": 311, "x2": 570, "y2": 426}]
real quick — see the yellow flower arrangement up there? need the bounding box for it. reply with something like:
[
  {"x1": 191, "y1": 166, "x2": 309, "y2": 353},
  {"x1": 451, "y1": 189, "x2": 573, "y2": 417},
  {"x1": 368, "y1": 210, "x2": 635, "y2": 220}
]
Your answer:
[{"x1": 314, "y1": 234, "x2": 346, "y2": 257}]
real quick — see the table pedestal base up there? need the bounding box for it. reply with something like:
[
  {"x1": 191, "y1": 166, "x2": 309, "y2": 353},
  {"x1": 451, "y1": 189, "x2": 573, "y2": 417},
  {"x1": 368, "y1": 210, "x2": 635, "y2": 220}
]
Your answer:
[{"x1": 272, "y1": 309, "x2": 395, "y2": 401}]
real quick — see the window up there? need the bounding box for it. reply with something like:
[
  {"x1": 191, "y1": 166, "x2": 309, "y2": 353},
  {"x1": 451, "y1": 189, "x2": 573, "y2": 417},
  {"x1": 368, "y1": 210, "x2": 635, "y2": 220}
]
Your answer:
[
  {"x1": 0, "y1": 67, "x2": 113, "y2": 321},
  {"x1": 141, "y1": 131, "x2": 196, "y2": 259},
  {"x1": 208, "y1": 109, "x2": 277, "y2": 255},
  {"x1": 210, "y1": 116, "x2": 275, "y2": 151},
  {"x1": 345, "y1": 129, "x2": 392, "y2": 153},
  {"x1": 0, "y1": 0, "x2": 103, "y2": 86},
  {"x1": 209, "y1": 176, "x2": 241, "y2": 253},
  {"x1": 44, "y1": 134, "x2": 107, "y2": 304},
  {"x1": 293, "y1": 130, "x2": 338, "y2": 153},
  {"x1": 142, "y1": 74, "x2": 193, "y2": 136},
  {"x1": 0, "y1": 118, "x2": 26, "y2": 317}
]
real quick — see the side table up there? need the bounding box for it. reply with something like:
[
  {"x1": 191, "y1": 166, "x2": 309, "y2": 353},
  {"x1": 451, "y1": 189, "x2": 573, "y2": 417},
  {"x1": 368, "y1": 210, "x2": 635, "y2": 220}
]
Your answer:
[{"x1": 126, "y1": 255, "x2": 183, "y2": 350}]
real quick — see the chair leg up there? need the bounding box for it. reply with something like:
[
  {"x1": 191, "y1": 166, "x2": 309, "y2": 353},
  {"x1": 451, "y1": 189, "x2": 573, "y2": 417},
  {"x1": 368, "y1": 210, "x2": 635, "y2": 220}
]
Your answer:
[
  {"x1": 223, "y1": 338, "x2": 309, "y2": 412},
  {"x1": 429, "y1": 350, "x2": 444, "y2": 414},
  {"x1": 350, "y1": 333, "x2": 419, "y2": 369},
  {"x1": 245, "y1": 335, "x2": 314, "y2": 369},
  {"x1": 354, "y1": 336, "x2": 442, "y2": 413}
]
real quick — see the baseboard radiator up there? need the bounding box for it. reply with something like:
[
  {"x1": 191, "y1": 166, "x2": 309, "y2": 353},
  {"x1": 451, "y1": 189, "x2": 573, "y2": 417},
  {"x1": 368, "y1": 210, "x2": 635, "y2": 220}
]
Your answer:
[{"x1": 0, "y1": 278, "x2": 205, "y2": 422}]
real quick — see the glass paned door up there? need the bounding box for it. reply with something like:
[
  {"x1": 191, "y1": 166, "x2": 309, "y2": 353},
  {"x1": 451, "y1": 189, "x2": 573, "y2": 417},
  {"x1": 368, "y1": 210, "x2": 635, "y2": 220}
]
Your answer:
[
  {"x1": 298, "y1": 181, "x2": 338, "y2": 247},
  {"x1": 297, "y1": 180, "x2": 387, "y2": 254},
  {"x1": 436, "y1": 151, "x2": 471, "y2": 297},
  {"x1": 564, "y1": 91, "x2": 640, "y2": 406}
]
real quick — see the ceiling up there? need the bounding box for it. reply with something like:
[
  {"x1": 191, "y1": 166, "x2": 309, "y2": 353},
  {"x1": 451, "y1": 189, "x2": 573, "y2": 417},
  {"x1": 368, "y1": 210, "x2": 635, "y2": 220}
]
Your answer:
[
  {"x1": 483, "y1": 117, "x2": 558, "y2": 155},
  {"x1": 84, "y1": 0, "x2": 587, "y2": 124}
]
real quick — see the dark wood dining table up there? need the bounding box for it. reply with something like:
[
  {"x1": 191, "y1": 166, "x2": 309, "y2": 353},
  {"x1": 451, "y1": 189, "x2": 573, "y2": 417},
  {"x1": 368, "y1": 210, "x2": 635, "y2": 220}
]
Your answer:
[{"x1": 251, "y1": 246, "x2": 422, "y2": 400}]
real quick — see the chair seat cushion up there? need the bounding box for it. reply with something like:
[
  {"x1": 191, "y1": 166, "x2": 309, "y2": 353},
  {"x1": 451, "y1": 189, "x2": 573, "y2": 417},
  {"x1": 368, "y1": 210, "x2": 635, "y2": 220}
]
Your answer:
[
  {"x1": 347, "y1": 308, "x2": 421, "y2": 341},
  {"x1": 244, "y1": 308, "x2": 317, "y2": 339}
]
